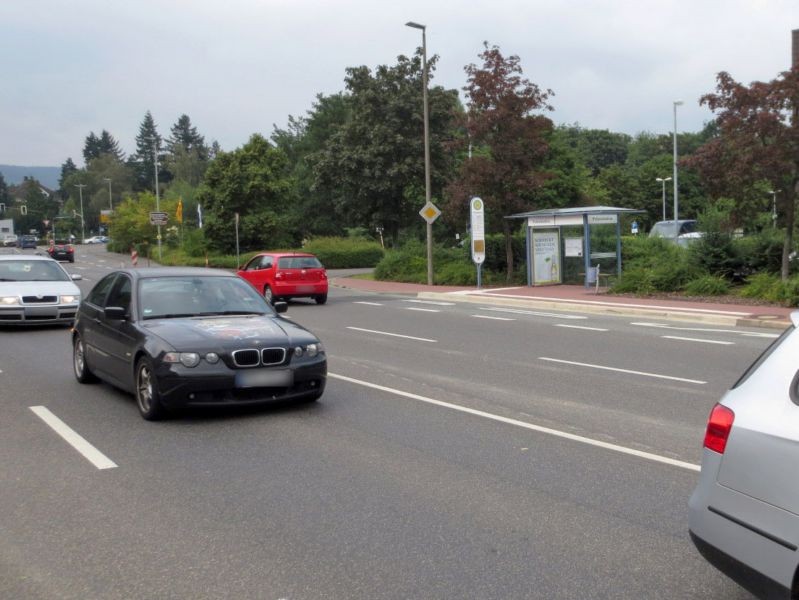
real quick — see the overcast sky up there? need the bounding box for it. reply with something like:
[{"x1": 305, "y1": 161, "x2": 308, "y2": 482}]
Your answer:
[{"x1": 1, "y1": 0, "x2": 797, "y2": 167}]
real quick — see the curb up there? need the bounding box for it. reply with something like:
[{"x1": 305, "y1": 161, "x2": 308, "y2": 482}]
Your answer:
[{"x1": 415, "y1": 291, "x2": 791, "y2": 330}]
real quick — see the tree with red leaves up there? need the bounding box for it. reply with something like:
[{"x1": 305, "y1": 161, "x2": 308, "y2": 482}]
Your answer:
[
  {"x1": 689, "y1": 67, "x2": 799, "y2": 280},
  {"x1": 445, "y1": 43, "x2": 553, "y2": 281}
]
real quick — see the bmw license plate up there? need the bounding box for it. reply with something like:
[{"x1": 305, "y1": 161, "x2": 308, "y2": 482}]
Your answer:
[{"x1": 235, "y1": 369, "x2": 293, "y2": 388}]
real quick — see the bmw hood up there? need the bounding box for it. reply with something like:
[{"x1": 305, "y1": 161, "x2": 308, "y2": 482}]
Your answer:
[{"x1": 142, "y1": 315, "x2": 319, "y2": 350}]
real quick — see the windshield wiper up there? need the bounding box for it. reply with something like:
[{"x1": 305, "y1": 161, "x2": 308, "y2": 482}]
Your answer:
[
  {"x1": 193, "y1": 311, "x2": 265, "y2": 317},
  {"x1": 143, "y1": 313, "x2": 195, "y2": 320}
]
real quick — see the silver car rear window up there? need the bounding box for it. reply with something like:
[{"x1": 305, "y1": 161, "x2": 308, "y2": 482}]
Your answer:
[{"x1": 732, "y1": 325, "x2": 795, "y2": 389}]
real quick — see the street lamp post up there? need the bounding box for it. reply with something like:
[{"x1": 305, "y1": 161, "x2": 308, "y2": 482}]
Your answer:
[
  {"x1": 153, "y1": 140, "x2": 162, "y2": 259},
  {"x1": 74, "y1": 184, "x2": 86, "y2": 244},
  {"x1": 673, "y1": 100, "x2": 683, "y2": 236},
  {"x1": 406, "y1": 20, "x2": 433, "y2": 285},
  {"x1": 656, "y1": 177, "x2": 672, "y2": 221},
  {"x1": 103, "y1": 177, "x2": 113, "y2": 210},
  {"x1": 769, "y1": 189, "x2": 781, "y2": 228}
]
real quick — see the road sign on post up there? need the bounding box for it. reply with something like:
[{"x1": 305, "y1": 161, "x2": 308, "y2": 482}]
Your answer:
[
  {"x1": 149, "y1": 212, "x2": 168, "y2": 226},
  {"x1": 419, "y1": 201, "x2": 441, "y2": 224},
  {"x1": 470, "y1": 197, "x2": 486, "y2": 288}
]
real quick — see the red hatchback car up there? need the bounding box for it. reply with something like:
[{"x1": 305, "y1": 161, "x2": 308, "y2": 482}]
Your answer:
[{"x1": 237, "y1": 253, "x2": 328, "y2": 304}]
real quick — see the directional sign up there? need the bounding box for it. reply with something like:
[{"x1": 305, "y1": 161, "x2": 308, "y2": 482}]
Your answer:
[
  {"x1": 149, "y1": 211, "x2": 168, "y2": 226},
  {"x1": 419, "y1": 201, "x2": 441, "y2": 224}
]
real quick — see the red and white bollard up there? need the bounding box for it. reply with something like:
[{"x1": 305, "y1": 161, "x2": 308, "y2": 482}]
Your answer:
[{"x1": 131, "y1": 247, "x2": 138, "y2": 268}]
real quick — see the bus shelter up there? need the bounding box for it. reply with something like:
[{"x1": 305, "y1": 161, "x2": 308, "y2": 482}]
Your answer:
[{"x1": 506, "y1": 206, "x2": 644, "y2": 288}]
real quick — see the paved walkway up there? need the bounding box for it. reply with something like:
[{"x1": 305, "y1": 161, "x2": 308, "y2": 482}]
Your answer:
[{"x1": 331, "y1": 276, "x2": 796, "y2": 330}]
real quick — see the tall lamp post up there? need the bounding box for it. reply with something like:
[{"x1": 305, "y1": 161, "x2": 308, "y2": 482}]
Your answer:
[
  {"x1": 769, "y1": 189, "x2": 781, "y2": 228},
  {"x1": 152, "y1": 139, "x2": 162, "y2": 259},
  {"x1": 74, "y1": 184, "x2": 86, "y2": 244},
  {"x1": 672, "y1": 100, "x2": 683, "y2": 235},
  {"x1": 406, "y1": 20, "x2": 433, "y2": 285},
  {"x1": 103, "y1": 177, "x2": 113, "y2": 210},
  {"x1": 655, "y1": 177, "x2": 671, "y2": 221}
]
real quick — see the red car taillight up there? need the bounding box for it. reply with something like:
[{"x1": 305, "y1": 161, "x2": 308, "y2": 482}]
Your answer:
[{"x1": 703, "y1": 404, "x2": 735, "y2": 454}]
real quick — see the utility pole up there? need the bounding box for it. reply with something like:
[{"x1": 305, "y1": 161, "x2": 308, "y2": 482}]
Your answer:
[
  {"x1": 153, "y1": 139, "x2": 162, "y2": 260},
  {"x1": 74, "y1": 184, "x2": 86, "y2": 244}
]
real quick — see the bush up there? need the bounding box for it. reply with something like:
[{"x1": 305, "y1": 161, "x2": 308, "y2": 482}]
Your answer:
[
  {"x1": 684, "y1": 275, "x2": 731, "y2": 296},
  {"x1": 738, "y1": 272, "x2": 781, "y2": 299},
  {"x1": 302, "y1": 237, "x2": 384, "y2": 269},
  {"x1": 374, "y1": 239, "x2": 497, "y2": 285},
  {"x1": 610, "y1": 267, "x2": 655, "y2": 295},
  {"x1": 614, "y1": 236, "x2": 699, "y2": 294}
]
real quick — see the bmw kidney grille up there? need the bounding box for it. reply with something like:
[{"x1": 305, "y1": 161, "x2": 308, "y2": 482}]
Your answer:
[{"x1": 231, "y1": 348, "x2": 287, "y2": 367}]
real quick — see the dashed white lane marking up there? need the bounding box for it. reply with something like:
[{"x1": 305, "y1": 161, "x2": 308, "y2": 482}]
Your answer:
[
  {"x1": 471, "y1": 315, "x2": 515, "y2": 321},
  {"x1": 354, "y1": 301, "x2": 383, "y2": 306},
  {"x1": 662, "y1": 335, "x2": 734, "y2": 346},
  {"x1": 554, "y1": 324, "x2": 609, "y2": 332},
  {"x1": 29, "y1": 406, "x2": 118, "y2": 470},
  {"x1": 480, "y1": 307, "x2": 587, "y2": 320},
  {"x1": 404, "y1": 299, "x2": 455, "y2": 306},
  {"x1": 405, "y1": 307, "x2": 440, "y2": 313},
  {"x1": 538, "y1": 357, "x2": 707, "y2": 385},
  {"x1": 328, "y1": 373, "x2": 700, "y2": 472},
  {"x1": 346, "y1": 327, "x2": 437, "y2": 343}
]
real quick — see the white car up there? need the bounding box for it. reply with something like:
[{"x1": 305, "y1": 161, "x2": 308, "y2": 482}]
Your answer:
[
  {"x1": 0, "y1": 254, "x2": 82, "y2": 325},
  {"x1": 83, "y1": 236, "x2": 106, "y2": 244},
  {"x1": 689, "y1": 313, "x2": 799, "y2": 598}
]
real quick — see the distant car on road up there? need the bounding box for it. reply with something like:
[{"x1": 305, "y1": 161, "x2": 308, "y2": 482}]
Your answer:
[
  {"x1": 83, "y1": 236, "x2": 107, "y2": 244},
  {"x1": 689, "y1": 313, "x2": 799, "y2": 599},
  {"x1": 72, "y1": 267, "x2": 327, "y2": 420},
  {"x1": 237, "y1": 252, "x2": 329, "y2": 305},
  {"x1": 18, "y1": 235, "x2": 37, "y2": 249},
  {"x1": 2, "y1": 234, "x2": 18, "y2": 247},
  {"x1": 47, "y1": 240, "x2": 75, "y2": 262},
  {"x1": 649, "y1": 219, "x2": 703, "y2": 247},
  {"x1": 0, "y1": 254, "x2": 82, "y2": 326}
]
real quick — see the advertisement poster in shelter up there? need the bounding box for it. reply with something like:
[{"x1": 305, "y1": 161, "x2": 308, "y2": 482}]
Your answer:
[{"x1": 532, "y1": 230, "x2": 561, "y2": 285}]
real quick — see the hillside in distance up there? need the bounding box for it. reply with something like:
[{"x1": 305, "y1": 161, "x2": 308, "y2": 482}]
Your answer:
[{"x1": 0, "y1": 165, "x2": 60, "y2": 189}]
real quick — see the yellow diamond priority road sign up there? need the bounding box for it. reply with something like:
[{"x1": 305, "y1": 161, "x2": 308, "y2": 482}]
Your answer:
[{"x1": 419, "y1": 201, "x2": 441, "y2": 224}]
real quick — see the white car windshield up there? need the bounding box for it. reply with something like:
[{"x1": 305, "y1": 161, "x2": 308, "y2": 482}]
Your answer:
[{"x1": 0, "y1": 260, "x2": 70, "y2": 282}]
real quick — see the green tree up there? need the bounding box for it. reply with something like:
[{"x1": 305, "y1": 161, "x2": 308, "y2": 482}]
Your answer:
[
  {"x1": 312, "y1": 52, "x2": 459, "y2": 243},
  {"x1": 58, "y1": 158, "x2": 78, "y2": 201},
  {"x1": 556, "y1": 125, "x2": 630, "y2": 175},
  {"x1": 83, "y1": 130, "x2": 124, "y2": 163},
  {"x1": 130, "y1": 111, "x2": 164, "y2": 192},
  {"x1": 166, "y1": 114, "x2": 209, "y2": 186},
  {"x1": 688, "y1": 66, "x2": 799, "y2": 279},
  {"x1": 273, "y1": 93, "x2": 351, "y2": 237},
  {"x1": 445, "y1": 42, "x2": 554, "y2": 280},
  {"x1": 196, "y1": 134, "x2": 298, "y2": 253}
]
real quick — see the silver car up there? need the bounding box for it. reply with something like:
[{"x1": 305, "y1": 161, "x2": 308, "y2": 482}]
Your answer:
[
  {"x1": 0, "y1": 254, "x2": 82, "y2": 325},
  {"x1": 689, "y1": 312, "x2": 799, "y2": 599}
]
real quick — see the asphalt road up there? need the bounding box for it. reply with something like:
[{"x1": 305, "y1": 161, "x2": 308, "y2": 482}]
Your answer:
[{"x1": 0, "y1": 244, "x2": 771, "y2": 599}]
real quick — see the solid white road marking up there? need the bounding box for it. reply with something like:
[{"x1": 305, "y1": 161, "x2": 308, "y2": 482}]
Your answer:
[
  {"x1": 554, "y1": 324, "x2": 608, "y2": 332},
  {"x1": 480, "y1": 307, "x2": 587, "y2": 320},
  {"x1": 29, "y1": 406, "x2": 118, "y2": 470},
  {"x1": 471, "y1": 315, "x2": 515, "y2": 321},
  {"x1": 631, "y1": 322, "x2": 777, "y2": 338},
  {"x1": 405, "y1": 307, "x2": 440, "y2": 313},
  {"x1": 328, "y1": 373, "x2": 700, "y2": 472},
  {"x1": 354, "y1": 301, "x2": 383, "y2": 306},
  {"x1": 538, "y1": 357, "x2": 706, "y2": 385},
  {"x1": 346, "y1": 327, "x2": 437, "y2": 343},
  {"x1": 662, "y1": 335, "x2": 734, "y2": 346}
]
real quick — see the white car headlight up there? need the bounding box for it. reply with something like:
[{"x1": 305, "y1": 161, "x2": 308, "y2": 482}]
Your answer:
[
  {"x1": 60, "y1": 295, "x2": 80, "y2": 304},
  {"x1": 164, "y1": 352, "x2": 201, "y2": 367},
  {"x1": 0, "y1": 296, "x2": 19, "y2": 305}
]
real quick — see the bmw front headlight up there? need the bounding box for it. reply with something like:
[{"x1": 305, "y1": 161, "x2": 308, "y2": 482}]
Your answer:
[{"x1": 164, "y1": 352, "x2": 201, "y2": 367}]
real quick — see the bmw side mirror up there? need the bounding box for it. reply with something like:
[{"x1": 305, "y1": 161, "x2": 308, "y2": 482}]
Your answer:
[
  {"x1": 104, "y1": 306, "x2": 127, "y2": 320},
  {"x1": 71, "y1": 274, "x2": 83, "y2": 281},
  {"x1": 273, "y1": 301, "x2": 288, "y2": 314}
]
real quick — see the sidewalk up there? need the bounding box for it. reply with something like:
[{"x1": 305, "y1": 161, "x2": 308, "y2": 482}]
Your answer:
[{"x1": 330, "y1": 276, "x2": 795, "y2": 330}]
